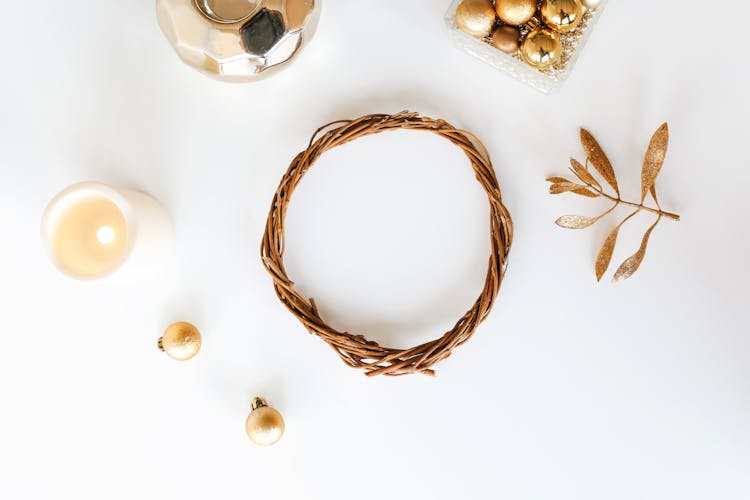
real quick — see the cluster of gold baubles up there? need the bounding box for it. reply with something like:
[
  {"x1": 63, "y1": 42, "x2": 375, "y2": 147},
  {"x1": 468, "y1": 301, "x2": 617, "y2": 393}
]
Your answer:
[
  {"x1": 158, "y1": 322, "x2": 285, "y2": 446},
  {"x1": 455, "y1": 0, "x2": 601, "y2": 69}
]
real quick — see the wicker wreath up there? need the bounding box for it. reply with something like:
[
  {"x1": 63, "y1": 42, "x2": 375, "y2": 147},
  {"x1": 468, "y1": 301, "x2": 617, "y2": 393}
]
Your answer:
[{"x1": 261, "y1": 111, "x2": 513, "y2": 377}]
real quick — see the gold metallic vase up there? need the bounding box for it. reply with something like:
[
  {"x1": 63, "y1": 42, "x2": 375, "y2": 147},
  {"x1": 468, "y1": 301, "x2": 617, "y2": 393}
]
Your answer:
[{"x1": 156, "y1": 0, "x2": 321, "y2": 82}]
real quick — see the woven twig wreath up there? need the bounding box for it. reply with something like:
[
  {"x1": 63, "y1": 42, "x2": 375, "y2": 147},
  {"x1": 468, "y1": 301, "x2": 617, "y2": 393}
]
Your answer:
[{"x1": 261, "y1": 111, "x2": 513, "y2": 377}]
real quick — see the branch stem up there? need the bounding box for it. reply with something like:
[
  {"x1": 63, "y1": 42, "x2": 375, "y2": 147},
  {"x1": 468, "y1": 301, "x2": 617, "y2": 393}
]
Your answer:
[{"x1": 589, "y1": 185, "x2": 680, "y2": 221}]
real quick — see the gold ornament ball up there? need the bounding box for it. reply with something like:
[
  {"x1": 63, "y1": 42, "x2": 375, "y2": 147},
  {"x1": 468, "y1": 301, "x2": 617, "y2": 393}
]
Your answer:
[
  {"x1": 492, "y1": 26, "x2": 521, "y2": 54},
  {"x1": 158, "y1": 322, "x2": 202, "y2": 361},
  {"x1": 245, "y1": 397, "x2": 285, "y2": 446},
  {"x1": 541, "y1": 0, "x2": 584, "y2": 32},
  {"x1": 521, "y1": 28, "x2": 562, "y2": 69},
  {"x1": 495, "y1": 0, "x2": 537, "y2": 26},
  {"x1": 455, "y1": 0, "x2": 497, "y2": 38}
]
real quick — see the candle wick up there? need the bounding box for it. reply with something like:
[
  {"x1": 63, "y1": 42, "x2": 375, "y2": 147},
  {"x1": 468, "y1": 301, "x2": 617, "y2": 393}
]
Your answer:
[{"x1": 96, "y1": 226, "x2": 116, "y2": 245}]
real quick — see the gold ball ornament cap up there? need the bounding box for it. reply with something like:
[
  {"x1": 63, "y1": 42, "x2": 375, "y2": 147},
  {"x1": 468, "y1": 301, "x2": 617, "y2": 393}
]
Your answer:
[
  {"x1": 156, "y1": 0, "x2": 321, "y2": 82},
  {"x1": 495, "y1": 0, "x2": 537, "y2": 26},
  {"x1": 158, "y1": 322, "x2": 202, "y2": 361},
  {"x1": 521, "y1": 28, "x2": 562, "y2": 69},
  {"x1": 540, "y1": 0, "x2": 584, "y2": 32},
  {"x1": 455, "y1": 0, "x2": 497, "y2": 38},
  {"x1": 245, "y1": 397, "x2": 285, "y2": 446}
]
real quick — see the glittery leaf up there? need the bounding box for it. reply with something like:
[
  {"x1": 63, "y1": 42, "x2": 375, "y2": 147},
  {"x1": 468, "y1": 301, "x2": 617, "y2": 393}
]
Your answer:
[
  {"x1": 547, "y1": 176, "x2": 573, "y2": 184},
  {"x1": 612, "y1": 217, "x2": 661, "y2": 282},
  {"x1": 595, "y1": 210, "x2": 638, "y2": 281},
  {"x1": 556, "y1": 215, "x2": 598, "y2": 229},
  {"x1": 641, "y1": 123, "x2": 669, "y2": 203},
  {"x1": 571, "y1": 188, "x2": 599, "y2": 198},
  {"x1": 549, "y1": 182, "x2": 582, "y2": 194},
  {"x1": 556, "y1": 205, "x2": 615, "y2": 229},
  {"x1": 549, "y1": 182, "x2": 599, "y2": 197},
  {"x1": 580, "y1": 129, "x2": 619, "y2": 196},
  {"x1": 570, "y1": 158, "x2": 601, "y2": 191}
]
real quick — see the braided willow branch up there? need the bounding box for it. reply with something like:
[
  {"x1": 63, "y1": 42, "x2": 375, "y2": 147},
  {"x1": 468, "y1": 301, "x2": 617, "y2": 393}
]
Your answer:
[{"x1": 261, "y1": 111, "x2": 513, "y2": 377}]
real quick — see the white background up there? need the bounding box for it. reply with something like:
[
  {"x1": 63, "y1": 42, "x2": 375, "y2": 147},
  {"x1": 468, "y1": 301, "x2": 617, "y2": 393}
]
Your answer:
[{"x1": 1, "y1": 1, "x2": 748, "y2": 499}]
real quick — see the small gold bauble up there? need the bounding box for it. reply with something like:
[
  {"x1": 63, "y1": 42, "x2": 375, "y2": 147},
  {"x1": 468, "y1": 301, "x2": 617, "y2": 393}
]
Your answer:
[
  {"x1": 581, "y1": 0, "x2": 602, "y2": 9},
  {"x1": 492, "y1": 26, "x2": 521, "y2": 54},
  {"x1": 245, "y1": 397, "x2": 285, "y2": 446},
  {"x1": 521, "y1": 28, "x2": 562, "y2": 69},
  {"x1": 540, "y1": 0, "x2": 584, "y2": 32},
  {"x1": 495, "y1": 0, "x2": 537, "y2": 26},
  {"x1": 158, "y1": 322, "x2": 202, "y2": 361},
  {"x1": 455, "y1": 0, "x2": 497, "y2": 38}
]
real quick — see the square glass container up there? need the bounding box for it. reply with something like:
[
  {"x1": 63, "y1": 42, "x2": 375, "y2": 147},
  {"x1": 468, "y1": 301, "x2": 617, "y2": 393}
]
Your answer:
[{"x1": 445, "y1": 0, "x2": 607, "y2": 93}]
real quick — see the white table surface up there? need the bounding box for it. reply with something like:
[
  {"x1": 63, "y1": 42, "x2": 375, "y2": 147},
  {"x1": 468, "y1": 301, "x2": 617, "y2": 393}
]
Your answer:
[{"x1": 1, "y1": 1, "x2": 748, "y2": 499}]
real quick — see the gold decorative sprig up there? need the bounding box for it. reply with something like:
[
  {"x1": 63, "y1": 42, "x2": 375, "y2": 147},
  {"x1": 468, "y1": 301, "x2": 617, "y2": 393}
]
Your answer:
[{"x1": 547, "y1": 124, "x2": 680, "y2": 282}]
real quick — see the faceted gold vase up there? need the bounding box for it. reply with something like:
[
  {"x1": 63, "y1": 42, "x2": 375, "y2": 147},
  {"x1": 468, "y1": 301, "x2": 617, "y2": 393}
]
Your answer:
[{"x1": 156, "y1": 0, "x2": 321, "y2": 82}]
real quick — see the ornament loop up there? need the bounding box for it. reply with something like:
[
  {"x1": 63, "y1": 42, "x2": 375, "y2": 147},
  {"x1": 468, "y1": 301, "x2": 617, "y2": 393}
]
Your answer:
[{"x1": 261, "y1": 112, "x2": 513, "y2": 377}]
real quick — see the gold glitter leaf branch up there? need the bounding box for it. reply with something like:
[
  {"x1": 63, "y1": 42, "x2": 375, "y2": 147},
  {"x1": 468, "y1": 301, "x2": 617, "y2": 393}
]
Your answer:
[{"x1": 547, "y1": 124, "x2": 680, "y2": 283}]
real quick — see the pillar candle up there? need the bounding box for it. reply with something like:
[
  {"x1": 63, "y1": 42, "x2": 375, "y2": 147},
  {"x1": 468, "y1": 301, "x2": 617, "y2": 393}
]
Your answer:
[{"x1": 41, "y1": 182, "x2": 172, "y2": 280}]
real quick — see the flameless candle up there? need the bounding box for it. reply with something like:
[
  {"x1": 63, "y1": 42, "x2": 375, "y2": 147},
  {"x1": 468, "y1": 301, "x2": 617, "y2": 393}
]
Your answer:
[{"x1": 41, "y1": 182, "x2": 172, "y2": 280}]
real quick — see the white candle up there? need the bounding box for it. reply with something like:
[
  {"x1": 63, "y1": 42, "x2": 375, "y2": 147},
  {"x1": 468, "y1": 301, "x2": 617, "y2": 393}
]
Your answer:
[{"x1": 41, "y1": 182, "x2": 173, "y2": 280}]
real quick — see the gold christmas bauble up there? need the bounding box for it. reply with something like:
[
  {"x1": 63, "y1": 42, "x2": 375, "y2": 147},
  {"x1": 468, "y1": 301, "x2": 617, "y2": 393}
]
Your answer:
[
  {"x1": 455, "y1": 0, "x2": 497, "y2": 38},
  {"x1": 158, "y1": 322, "x2": 202, "y2": 361},
  {"x1": 495, "y1": 0, "x2": 537, "y2": 26},
  {"x1": 540, "y1": 0, "x2": 584, "y2": 32},
  {"x1": 245, "y1": 397, "x2": 285, "y2": 446},
  {"x1": 521, "y1": 28, "x2": 562, "y2": 69},
  {"x1": 492, "y1": 26, "x2": 521, "y2": 54}
]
